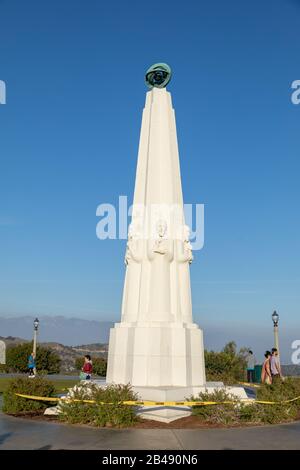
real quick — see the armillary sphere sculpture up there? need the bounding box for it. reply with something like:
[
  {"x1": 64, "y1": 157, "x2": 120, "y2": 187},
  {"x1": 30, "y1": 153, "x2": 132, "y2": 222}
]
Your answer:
[{"x1": 145, "y1": 63, "x2": 172, "y2": 89}]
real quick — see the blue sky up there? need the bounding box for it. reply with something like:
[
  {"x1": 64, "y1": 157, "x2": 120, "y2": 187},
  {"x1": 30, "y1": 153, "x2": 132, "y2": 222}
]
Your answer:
[{"x1": 0, "y1": 0, "x2": 300, "y2": 359}]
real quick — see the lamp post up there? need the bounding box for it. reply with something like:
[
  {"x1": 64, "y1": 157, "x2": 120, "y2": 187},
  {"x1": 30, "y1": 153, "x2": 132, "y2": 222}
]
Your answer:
[
  {"x1": 33, "y1": 317, "x2": 39, "y2": 357},
  {"x1": 272, "y1": 310, "x2": 280, "y2": 357}
]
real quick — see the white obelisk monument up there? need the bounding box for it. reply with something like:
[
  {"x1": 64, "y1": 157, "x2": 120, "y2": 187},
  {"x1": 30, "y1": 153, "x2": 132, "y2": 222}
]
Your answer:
[
  {"x1": 106, "y1": 65, "x2": 248, "y2": 421},
  {"x1": 107, "y1": 64, "x2": 206, "y2": 399}
]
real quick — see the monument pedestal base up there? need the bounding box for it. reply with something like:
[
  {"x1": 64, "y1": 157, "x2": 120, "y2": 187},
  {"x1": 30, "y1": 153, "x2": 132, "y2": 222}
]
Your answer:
[
  {"x1": 132, "y1": 383, "x2": 250, "y2": 423},
  {"x1": 106, "y1": 321, "x2": 206, "y2": 387},
  {"x1": 106, "y1": 321, "x2": 250, "y2": 422}
]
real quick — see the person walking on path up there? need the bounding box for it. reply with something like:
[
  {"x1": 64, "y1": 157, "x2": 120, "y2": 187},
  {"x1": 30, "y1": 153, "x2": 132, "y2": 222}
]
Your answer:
[
  {"x1": 261, "y1": 351, "x2": 272, "y2": 384},
  {"x1": 81, "y1": 354, "x2": 93, "y2": 380},
  {"x1": 246, "y1": 350, "x2": 256, "y2": 383},
  {"x1": 27, "y1": 352, "x2": 36, "y2": 377},
  {"x1": 270, "y1": 348, "x2": 282, "y2": 383}
]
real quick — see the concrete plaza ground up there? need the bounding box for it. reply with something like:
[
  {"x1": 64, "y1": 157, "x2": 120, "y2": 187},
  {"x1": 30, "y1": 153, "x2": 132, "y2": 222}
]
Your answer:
[{"x1": 1, "y1": 409, "x2": 300, "y2": 450}]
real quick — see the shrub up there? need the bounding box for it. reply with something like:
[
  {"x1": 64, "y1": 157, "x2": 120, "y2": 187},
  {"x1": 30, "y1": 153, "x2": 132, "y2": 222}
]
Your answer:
[
  {"x1": 205, "y1": 341, "x2": 247, "y2": 384},
  {"x1": 91, "y1": 358, "x2": 107, "y2": 377},
  {"x1": 191, "y1": 378, "x2": 300, "y2": 426},
  {"x1": 59, "y1": 383, "x2": 138, "y2": 427},
  {"x1": 191, "y1": 389, "x2": 241, "y2": 425},
  {"x1": 6, "y1": 342, "x2": 61, "y2": 374},
  {"x1": 2, "y1": 376, "x2": 56, "y2": 415},
  {"x1": 75, "y1": 356, "x2": 107, "y2": 377},
  {"x1": 0, "y1": 363, "x2": 9, "y2": 373},
  {"x1": 75, "y1": 357, "x2": 83, "y2": 371},
  {"x1": 240, "y1": 377, "x2": 300, "y2": 424}
]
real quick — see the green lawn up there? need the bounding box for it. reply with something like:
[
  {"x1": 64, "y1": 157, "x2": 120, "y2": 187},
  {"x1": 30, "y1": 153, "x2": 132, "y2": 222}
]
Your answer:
[{"x1": 0, "y1": 377, "x2": 78, "y2": 394}]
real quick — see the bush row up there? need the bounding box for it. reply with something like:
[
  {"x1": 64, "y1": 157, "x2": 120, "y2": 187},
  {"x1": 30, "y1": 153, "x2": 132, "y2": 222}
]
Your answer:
[
  {"x1": 3, "y1": 375, "x2": 300, "y2": 427},
  {"x1": 2, "y1": 377, "x2": 138, "y2": 427},
  {"x1": 191, "y1": 377, "x2": 300, "y2": 425}
]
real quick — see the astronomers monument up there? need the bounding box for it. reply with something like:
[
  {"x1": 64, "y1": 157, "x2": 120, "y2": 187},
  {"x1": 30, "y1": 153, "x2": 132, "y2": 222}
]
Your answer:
[
  {"x1": 106, "y1": 64, "x2": 246, "y2": 421},
  {"x1": 107, "y1": 63, "x2": 205, "y2": 396}
]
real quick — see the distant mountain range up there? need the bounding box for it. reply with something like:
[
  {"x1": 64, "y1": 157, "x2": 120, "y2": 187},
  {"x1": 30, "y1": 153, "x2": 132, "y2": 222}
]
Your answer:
[
  {"x1": 0, "y1": 315, "x2": 298, "y2": 364},
  {"x1": 0, "y1": 316, "x2": 114, "y2": 346}
]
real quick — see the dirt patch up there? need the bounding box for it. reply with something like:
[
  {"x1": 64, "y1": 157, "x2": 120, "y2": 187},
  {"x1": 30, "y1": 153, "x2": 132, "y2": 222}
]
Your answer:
[
  {"x1": 133, "y1": 416, "x2": 258, "y2": 429},
  {"x1": 7, "y1": 412, "x2": 260, "y2": 429}
]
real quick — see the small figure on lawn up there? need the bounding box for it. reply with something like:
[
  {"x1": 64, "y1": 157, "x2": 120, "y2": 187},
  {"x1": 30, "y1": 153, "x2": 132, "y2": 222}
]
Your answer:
[
  {"x1": 245, "y1": 350, "x2": 256, "y2": 383},
  {"x1": 27, "y1": 351, "x2": 36, "y2": 378},
  {"x1": 80, "y1": 354, "x2": 93, "y2": 380},
  {"x1": 261, "y1": 350, "x2": 272, "y2": 385}
]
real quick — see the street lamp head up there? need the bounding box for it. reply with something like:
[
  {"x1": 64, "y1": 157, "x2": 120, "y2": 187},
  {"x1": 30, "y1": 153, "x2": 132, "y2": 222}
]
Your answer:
[
  {"x1": 33, "y1": 317, "x2": 39, "y2": 331},
  {"x1": 272, "y1": 310, "x2": 279, "y2": 327}
]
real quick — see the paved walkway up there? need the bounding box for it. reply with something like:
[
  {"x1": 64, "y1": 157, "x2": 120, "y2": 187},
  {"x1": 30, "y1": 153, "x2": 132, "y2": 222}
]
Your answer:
[{"x1": 1, "y1": 411, "x2": 300, "y2": 450}]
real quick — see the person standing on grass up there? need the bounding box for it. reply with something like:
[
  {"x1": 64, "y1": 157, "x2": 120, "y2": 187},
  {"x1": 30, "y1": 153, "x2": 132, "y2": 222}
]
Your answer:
[
  {"x1": 261, "y1": 351, "x2": 272, "y2": 384},
  {"x1": 270, "y1": 348, "x2": 282, "y2": 383},
  {"x1": 82, "y1": 354, "x2": 93, "y2": 380},
  {"x1": 27, "y1": 351, "x2": 36, "y2": 378},
  {"x1": 245, "y1": 350, "x2": 256, "y2": 383}
]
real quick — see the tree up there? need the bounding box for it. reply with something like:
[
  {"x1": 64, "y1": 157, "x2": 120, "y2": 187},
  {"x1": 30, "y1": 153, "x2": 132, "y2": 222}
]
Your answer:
[
  {"x1": 204, "y1": 341, "x2": 247, "y2": 384},
  {"x1": 92, "y1": 357, "x2": 107, "y2": 377},
  {"x1": 75, "y1": 357, "x2": 83, "y2": 371},
  {"x1": 6, "y1": 342, "x2": 61, "y2": 374},
  {"x1": 222, "y1": 341, "x2": 237, "y2": 357}
]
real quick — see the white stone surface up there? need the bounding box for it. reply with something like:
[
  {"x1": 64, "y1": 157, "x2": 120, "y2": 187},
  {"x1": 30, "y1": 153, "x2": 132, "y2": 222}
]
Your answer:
[
  {"x1": 107, "y1": 87, "x2": 206, "y2": 393},
  {"x1": 0, "y1": 340, "x2": 6, "y2": 364},
  {"x1": 134, "y1": 384, "x2": 249, "y2": 406},
  {"x1": 137, "y1": 407, "x2": 192, "y2": 423},
  {"x1": 44, "y1": 406, "x2": 61, "y2": 416},
  {"x1": 107, "y1": 322, "x2": 205, "y2": 387}
]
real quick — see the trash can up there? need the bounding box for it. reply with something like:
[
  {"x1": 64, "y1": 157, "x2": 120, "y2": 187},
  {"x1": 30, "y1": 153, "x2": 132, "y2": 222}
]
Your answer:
[{"x1": 254, "y1": 364, "x2": 262, "y2": 383}]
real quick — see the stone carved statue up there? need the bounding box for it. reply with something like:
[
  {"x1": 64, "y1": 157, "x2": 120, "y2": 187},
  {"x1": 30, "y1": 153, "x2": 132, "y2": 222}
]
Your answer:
[
  {"x1": 175, "y1": 225, "x2": 193, "y2": 323},
  {"x1": 124, "y1": 223, "x2": 143, "y2": 265},
  {"x1": 176, "y1": 225, "x2": 193, "y2": 264},
  {"x1": 147, "y1": 220, "x2": 174, "y2": 321},
  {"x1": 121, "y1": 223, "x2": 143, "y2": 322}
]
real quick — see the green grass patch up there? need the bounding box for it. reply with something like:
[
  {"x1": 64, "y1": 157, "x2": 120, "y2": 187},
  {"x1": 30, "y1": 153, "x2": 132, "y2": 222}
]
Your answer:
[{"x1": 0, "y1": 376, "x2": 78, "y2": 394}]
